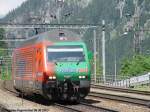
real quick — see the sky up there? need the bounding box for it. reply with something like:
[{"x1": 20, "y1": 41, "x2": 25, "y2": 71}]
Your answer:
[{"x1": 0, "y1": 0, "x2": 27, "y2": 18}]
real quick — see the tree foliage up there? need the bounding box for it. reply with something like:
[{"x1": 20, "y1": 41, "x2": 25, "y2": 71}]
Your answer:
[
  {"x1": 120, "y1": 55, "x2": 150, "y2": 77},
  {"x1": 0, "y1": 28, "x2": 6, "y2": 48},
  {"x1": 0, "y1": 28, "x2": 7, "y2": 57},
  {"x1": 1, "y1": 0, "x2": 150, "y2": 77}
]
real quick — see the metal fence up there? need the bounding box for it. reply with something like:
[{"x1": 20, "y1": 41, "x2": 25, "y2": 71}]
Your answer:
[
  {"x1": 110, "y1": 73, "x2": 150, "y2": 87},
  {"x1": 91, "y1": 72, "x2": 150, "y2": 88}
]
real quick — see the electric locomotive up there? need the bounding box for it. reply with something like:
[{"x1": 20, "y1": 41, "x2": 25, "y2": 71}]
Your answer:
[{"x1": 12, "y1": 29, "x2": 91, "y2": 101}]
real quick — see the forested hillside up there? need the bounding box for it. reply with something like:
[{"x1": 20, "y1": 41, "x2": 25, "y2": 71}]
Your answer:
[{"x1": 0, "y1": 0, "x2": 150, "y2": 78}]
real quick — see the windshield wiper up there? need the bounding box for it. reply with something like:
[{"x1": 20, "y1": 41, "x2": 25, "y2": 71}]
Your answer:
[
  {"x1": 76, "y1": 58, "x2": 82, "y2": 65},
  {"x1": 53, "y1": 60, "x2": 58, "y2": 65},
  {"x1": 76, "y1": 55, "x2": 85, "y2": 65},
  {"x1": 55, "y1": 62, "x2": 58, "y2": 65}
]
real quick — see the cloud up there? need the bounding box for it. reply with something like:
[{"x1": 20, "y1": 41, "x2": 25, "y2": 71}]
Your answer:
[{"x1": 0, "y1": 0, "x2": 27, "y2": 16}]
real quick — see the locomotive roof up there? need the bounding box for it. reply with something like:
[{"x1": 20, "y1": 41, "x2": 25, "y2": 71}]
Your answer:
[{"x1": 16, "y1": 29, "x2": 82, "y2": 48}]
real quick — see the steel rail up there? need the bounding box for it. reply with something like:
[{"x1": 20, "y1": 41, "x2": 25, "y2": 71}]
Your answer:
[
  {"x1": 2, "y1": 82, "x2": 81, "y2": 112},
  {"x1": 91, "y1": 84, "x2": 150, "y2": 96},
  {"x1": 55, "y1": 102, "x2": 118, "y2": 112},
  {"x1": 54, "y1": 103, "x2": 82, "y2": 112},
  {"x1": 2, "y1": 81, "x2": 19, "y2": 96},
  {"x1": 0, "y1": 104, "x2": 10, "y2": 112},
  {"x1": 3, "y1": 87, "x2": 115, "y2": 112},
  {"x1": 80, "y1": 102, "x2": 118, "y2": 112},
  {"x1": 89, "y1": 92, "x2": 150, "y2": 107},
  {"x1": 2, "y1": 81, "x2": 116, "y2": 112}
]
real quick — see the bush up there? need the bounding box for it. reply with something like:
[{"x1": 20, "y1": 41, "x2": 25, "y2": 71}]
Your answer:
[{"x1": 120, "y1": 55, "x2": 150, "y2": 77}]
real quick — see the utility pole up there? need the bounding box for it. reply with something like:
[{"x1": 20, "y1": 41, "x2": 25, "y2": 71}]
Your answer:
[
  {"x1": 102, "y1": 20, "x2": 106, "y2": 83},
  {"x1": 113, "y1": 40, "x2": 117, "y2": 83},
  {"x1": 125, "y1": 13, "x2": 141, "y2": 55},
  {"x1": 114, "y1": 48, "x2": 117, "y2": 82},
  {"x1": 93, "y1": 29, "x2": 97, "y2": 83},
  {"x1": 133, "y1": 0, "x2": 141, "y2": 54},
  {"x1": 57, "y1": 4, "x2": 61, "y2": 24},
  {"x1": 134, "y1": 16, "x2": 141, "y2": 54},
  {"x1": 57, "y1": 0, "x2": 64, "y2": 24}
]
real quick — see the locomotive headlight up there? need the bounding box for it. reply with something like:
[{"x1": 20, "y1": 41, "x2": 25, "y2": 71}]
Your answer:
[
  {"x1": 82, "y1": 76, "x2": 85, "y2": 78},
  {"x1": 49, "y1": 76, "x2": 53, "y2": 79},
  {"x1": 79, "y1": 76, "x2": 86, "y2": 79},
  {"x1": 49, "y1": 76, "x2": 56, "y2": 80},
  {"x1": 79, "y1": 76, "x2": 82, "y2": 79},
  {"x1": 53, "y1": 76, "x2": 56, "y2": 79}
]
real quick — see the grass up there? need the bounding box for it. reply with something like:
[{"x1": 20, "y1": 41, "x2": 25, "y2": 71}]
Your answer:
[
  {"x1": 1, "y1": 74, "x2": 11, "y2": 80},
  {"x1": 132, "y1": 84, "x2": 150, "y2": 92},
  {"x1": 0, "y1": 66, "x2": 12, "y2": 80}
]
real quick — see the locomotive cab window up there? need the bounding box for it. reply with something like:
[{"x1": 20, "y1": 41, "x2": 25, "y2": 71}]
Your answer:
[{"x1": 47, "y1": 45, "x2": 85, "y2": 62}]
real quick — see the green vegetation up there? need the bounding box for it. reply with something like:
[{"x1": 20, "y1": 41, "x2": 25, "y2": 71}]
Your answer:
[
  {"x1": 0, "y1": 57, "x2": 12, "y2": 80},
  {"x1": 96, "y1": 58, "x2": 102, "y2": 75},
  {"x1": 1, "y1": 66, "x2": 12, "y2": 80},
  {"x1": 0, "y1": 28, "x2": 7, "y2": 57},
  {"x1": 0, "y1": 28, "x2": 6, "y2": 48},
  {"x1": 132, "y1": 84, "x2": 150, "y2": 92},
  {"x1": 0, "y1": 28, "x2": 7, "y2": 58},
  {"x1": 1, "y1": 0, "x2": 150, "y2": 78},
  {"x1": 89, "y1": 56, "x2": 102, "y2": 76},
  {"x1": 120, "y1": 55, "x2": 150, "y2": 77},
  {"x1": 0, "y1": 28, "x2": 10, "y2": 80},
  {"x1": 87, "y1": 51, "x2": 93, "y2": 61}
]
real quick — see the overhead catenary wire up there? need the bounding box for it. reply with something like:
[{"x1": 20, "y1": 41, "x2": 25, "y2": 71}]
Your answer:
[{"x1": 0, "y1": 23, "x2": 99, "y2": 29}]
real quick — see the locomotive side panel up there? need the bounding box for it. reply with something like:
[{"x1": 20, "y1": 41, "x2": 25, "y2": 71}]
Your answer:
[
  {"x1": 13, "y1": 47, "x2": 35, "y2": 93},
  {"x1": 13, "y1": 42, "x2": 51, "y2": 95}
]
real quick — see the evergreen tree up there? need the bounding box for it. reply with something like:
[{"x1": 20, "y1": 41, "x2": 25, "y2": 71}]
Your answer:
[{"x1": 0, "y1": 28, "x2": 6, "y2": 48}]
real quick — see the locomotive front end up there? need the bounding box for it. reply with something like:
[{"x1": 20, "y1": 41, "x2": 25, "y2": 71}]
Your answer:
[{"x1": 45, "y1": 43, "x2": 91, "y2": 101}]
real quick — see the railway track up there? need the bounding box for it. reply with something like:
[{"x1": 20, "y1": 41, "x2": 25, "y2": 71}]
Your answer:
[
  {"x1": 90, "y1": 84, "x2": 150, "y2": 107},
  {"x1": 0, "y1": 104, "x2": 10, "y2": 112},
  {"x1": 80, "y1": 102, "x2": 118, "y2": 112},
  {"x1": 91, "y1": 84, "x2": 150, "y2": 95},
  {"x1": 55, "y1": 102, "x2": 118, "y2": 112},
  {"x1": 2, "y1": 81, "x2": 18, "y2": 95},
  {"x1": 54, "y1": 103, "x2": 82, "y2": 112},
  {"x1": 2, "y1": 81, "x2": 117, "y2": 112}
]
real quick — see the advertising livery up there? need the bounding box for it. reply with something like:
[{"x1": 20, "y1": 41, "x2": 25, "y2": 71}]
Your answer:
[{"x1": 12, "y1": 29, "x2": 91, "y2": 102}]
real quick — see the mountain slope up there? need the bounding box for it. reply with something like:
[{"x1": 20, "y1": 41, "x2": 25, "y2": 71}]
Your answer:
[{"x1": 1, "y1": 0, "x2": 150, "y2": 77}]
